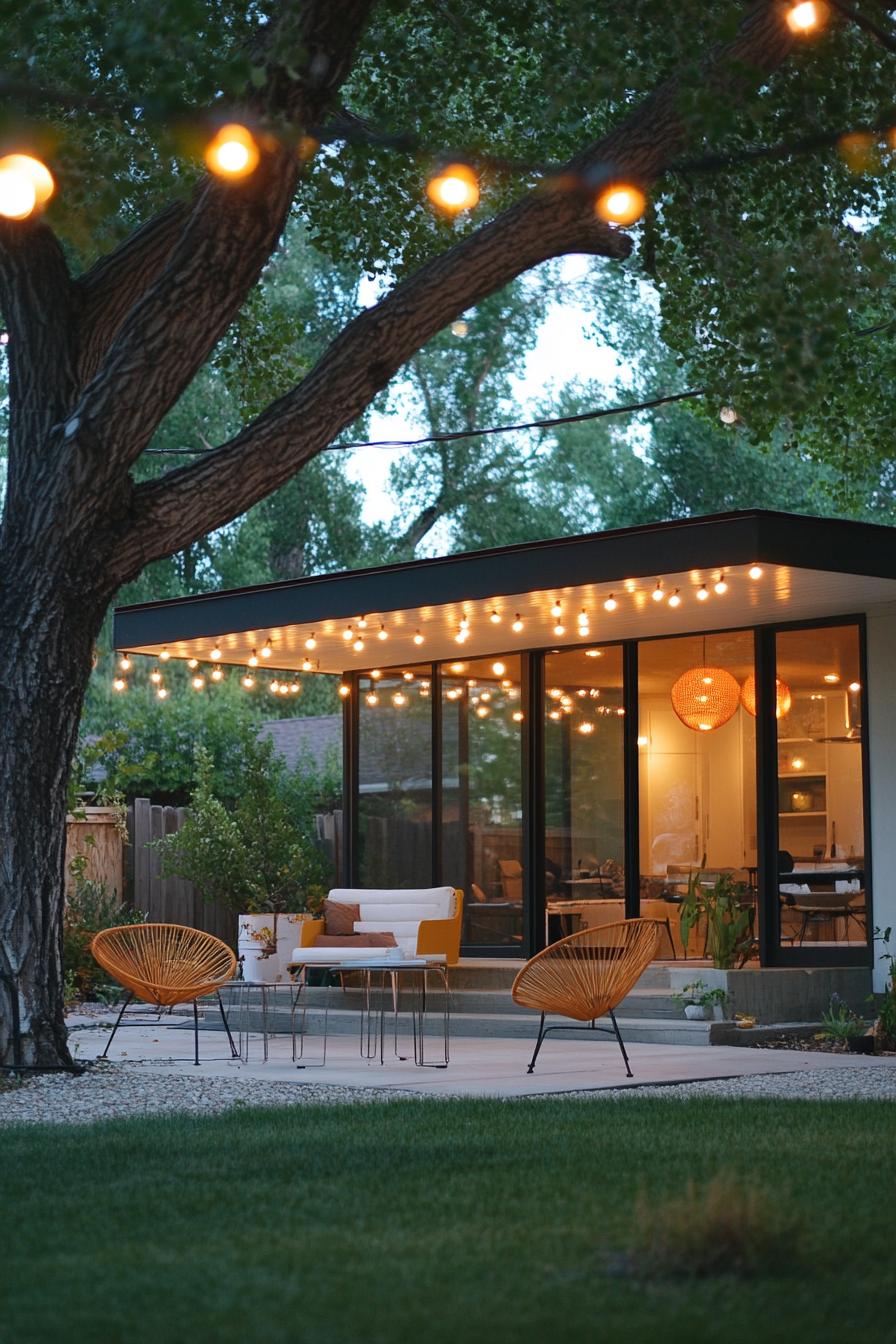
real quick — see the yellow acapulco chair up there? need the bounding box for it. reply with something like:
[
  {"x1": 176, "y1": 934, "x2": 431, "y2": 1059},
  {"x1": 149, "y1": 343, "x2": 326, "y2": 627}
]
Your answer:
[
  {"x1": 511, "y1": 919, "x2": 662, "y2": 1078},
  {"x1": 91, "y1": 923, "x2": 238, "y2": 1065}
]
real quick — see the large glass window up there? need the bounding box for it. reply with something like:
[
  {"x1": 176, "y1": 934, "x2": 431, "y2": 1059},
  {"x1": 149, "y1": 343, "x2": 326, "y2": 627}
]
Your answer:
[
  {"x1": 441, "y1": 656, "x2": 523, "y2": 948},
  {"x1": 638, "y1": 631, "x2": 757, "y2": 958},
  {"x1": 775, "y1": 624, "x2": 866, "y2": 950},
  {"x1": 357, "y1": 666, "x2": 433, "y2": 888},
  {"x1": 543, "y1": 646, "x2": 625, "y2": 943}
]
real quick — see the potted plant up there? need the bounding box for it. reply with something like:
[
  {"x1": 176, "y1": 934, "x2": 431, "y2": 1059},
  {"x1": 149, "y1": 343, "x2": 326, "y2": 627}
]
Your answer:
[
  {"x1": 871, "y1": 926, "x2": 896, "y2": 1053},
  {"x1": 672, "y1": 979, "x2": 729, "y2": 1021},
  {"x1": 678, "y1": 868, "x2": 754, "y2": 970},
  {"x1": 158, "y1": 741, "x2": 327, "y2": 982},
  {"x1": 817, "y1": 993, "x2": 872, "y2": 1053}
]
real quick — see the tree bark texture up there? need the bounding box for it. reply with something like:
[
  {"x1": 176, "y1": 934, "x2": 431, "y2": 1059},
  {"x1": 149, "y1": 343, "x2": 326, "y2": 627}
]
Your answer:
[{"x1": 0, "y1": 0, "x2": 798, "y2": 1065}]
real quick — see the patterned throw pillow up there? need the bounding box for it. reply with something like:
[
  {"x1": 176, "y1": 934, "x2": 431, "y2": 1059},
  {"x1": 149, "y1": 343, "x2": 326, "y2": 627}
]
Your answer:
[{"x1": 323, "y1": 900, "x2": 360, "y2": 936}]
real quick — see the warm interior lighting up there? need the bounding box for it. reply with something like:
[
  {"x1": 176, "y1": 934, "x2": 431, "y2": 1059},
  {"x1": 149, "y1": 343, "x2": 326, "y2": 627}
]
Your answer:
[
  {"x1": 740, "y1": 674, "x2": 792, "y2": 718},
  {"x1": 785, "y1": 1, "x2": 828, "y2": 34},
  {"x1": 747, "y1": 564, "x2": 763, "y2": 580},
  {"x1": 338, "y1": 683, "x2": 350, "y2": 698},
  {"x1": 475, "y1": 705, "x2": 489, "y2": 718},
  {"x1": 595, "y1": 182, "x2": 646, "y2": 227},
  {"x1": 426, "y1": 162, "x2": 480, "y2": 213},
  {"x1": 585, "y1": 649, "x2": 602, "y2": 658},
  {"x1": 824, "y1": 673, "x2": 840, "y2": 683},
  {"x1": 403, "y1": 671, "x2": 414, "y2": 682},
  {"x1": 551, "y1": 601, "x2": 563, "y2": 619},
  {"x1": 577, "y1": 721, "x2": 595, "y2": 735},
  {"x1": 370, "y1": 669, "x2": 382, "y2": 680},
  {"x1": 205, "y1": 123, "x2": 260, "y2": 179},
  {"x1": 636, "y1": 735, "x2": 649, "y2": 747},
  {"x1": 671, "y1": 666, "x2": 741, "y2": 732},
  {"x1": 0, "y1": 154, "x2": 55, "y2": 220},
  {"x1": 357, "y1": 616, "x2": 368, "y2": 630},
  {"x1": 791, "y1": 756, "x2": 805, "y2": 771},
  {"x1": 270, "y1": 680, "x2": 280, "y2": 694},
  {"x1": 512, "y1": 710, "x2": 524, "y2": 722}
]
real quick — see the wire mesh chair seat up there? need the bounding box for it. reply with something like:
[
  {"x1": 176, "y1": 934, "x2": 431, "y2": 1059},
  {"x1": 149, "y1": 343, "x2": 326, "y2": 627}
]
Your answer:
[
  {"x1": 511, "y1": 919, "x2": 662, "y2": 1078},
  {"x1": 91, "y1": 923, "x2": 238, "y2": 1064}
]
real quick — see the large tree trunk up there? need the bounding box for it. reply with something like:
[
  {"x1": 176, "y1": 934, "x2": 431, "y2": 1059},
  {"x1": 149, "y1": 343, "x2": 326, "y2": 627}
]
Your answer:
[{"x1": 0, "y1": 554, "x2": 110, "y2": 1067}]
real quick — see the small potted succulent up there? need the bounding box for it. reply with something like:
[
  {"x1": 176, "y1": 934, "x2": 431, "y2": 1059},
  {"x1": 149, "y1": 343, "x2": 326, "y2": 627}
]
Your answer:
[
  {"x1": 818, "y1": 993, "x2": 872, "y2": 1053},
  {"x1": 672, "y1": 980, "x2": 729, "y2": 1021}
]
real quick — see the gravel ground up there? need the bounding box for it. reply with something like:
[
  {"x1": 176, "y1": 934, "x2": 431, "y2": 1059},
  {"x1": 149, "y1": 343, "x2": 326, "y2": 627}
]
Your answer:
[{"x1": 0, "y1": 1059, "x2": 894, "y2": 1126}]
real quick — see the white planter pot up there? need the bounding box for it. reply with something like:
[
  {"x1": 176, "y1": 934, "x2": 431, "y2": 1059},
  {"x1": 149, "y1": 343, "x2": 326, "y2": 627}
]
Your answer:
[
  {"x1": 684, "y1": 1003, "x2": 710, "y2": 1021},
  {"x1": 238, "y1": 913, "x2": 308, "y2": 983}
]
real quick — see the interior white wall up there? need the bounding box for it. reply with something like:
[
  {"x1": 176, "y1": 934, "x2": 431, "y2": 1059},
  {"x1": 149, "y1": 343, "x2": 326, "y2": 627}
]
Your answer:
[{"x1": 865, "y1": 603, "x2": 896, "y2": 991}]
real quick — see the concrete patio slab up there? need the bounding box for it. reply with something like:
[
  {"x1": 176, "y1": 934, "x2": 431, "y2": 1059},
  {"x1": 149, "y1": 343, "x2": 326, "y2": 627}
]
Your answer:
[{"x1": 67, "y1": 1013, "x2": 896, "y2": 1099}]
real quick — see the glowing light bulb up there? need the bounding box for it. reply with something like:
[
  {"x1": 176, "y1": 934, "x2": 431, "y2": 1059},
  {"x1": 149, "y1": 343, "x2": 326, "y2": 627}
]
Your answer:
[
  {"x1": 305, "y1": 634, "x2": 317, "y2": 651},
  {"x1": 668, "y1": 589, "x2": 682, "y2": 608},
  {"x1": 270, "y1": 679, "x2": 280, "y2": 693},
  {"x1": 289, "y1": 680, "x2": 300, "y2": 694},
  {"x1": 489, "y1": 609, "x2": 501, "y2": 624},
  {"x1": 159, "y1": 648, "x2": 170, "y2": 662},
  {"x1": 578, "y1": 609, "x2": 589, "y2": 626},
  {"x1": 748, "y1": 564, "x2": 763, "y2": 580},
  {"x1": 637, "y1": 736, "x2": 649, "y2": 748},
  {"x1": 113, "y1": 677, "x2": 126, "y2": 692},
  {"x1": 205, "y1": 123, "x2": 260, "y2": 179},
  {"x1": 553, "y1": 624, "x2": 565, "y2": 637},
  {"x1": 192, "y1": 675, "x2": 205, "y2": 691},
  {"x1": 187, "y1": 657, "x2": 199, "y2": 669},
  {"x1": 786, "y1": 1, "x2": 828, "y2": 34},
  {"x1": 595, "y1": 182, "x2": 646, "y2": 227},
  {"x1": 849, "y1": 681, "x2": 861, "y2": 692},
  {"x1": 211, "y1": 667, "x2": 223, "y2": 682},
  {"x1": 714, "y1": 576, "x2": 728, "y2": 595},
  {"x1": 578, "y1": 721, "x2": 595, "y2": 735},
  {"x1": 403, "y1": 671, "x2": 414, "y2": 682},
  {"x1": 476, "y1": 705, "x2": 489, "y2": 718},
  {"x1": 119, "y1": 655, "x2": 132, "y2": 671},
  {"x1": 370, "y1": 670, "x2": 382, "y2": 680},
  {"x1": 377, "y1": 625, "x2": 388, "y2": 641},
  {"x1": 455, "y1": 629, "x2": 469, "y2": 644},
  {"x1": 339, "y1": 684, "x2": 350, "y2": 698},
  {"x1": 824, "y1": 673, "x2": 840, "y2": 684},
  {"x1": 248, "y1": 650, "x2": 259, "y2": 667},
  {"x1": 279, "y1": 684, "x2": 290, "y2": 696},
  {"x1": 551, "y1": 601, "x2": 563, "y2": 619},
  {"x1": 413, "y1": 631, "x2": 425, "y2": 646},
  {"x1": 242, "y1": 675, "x2": 255, "y2": 689},
  {"x1": 603, "y1": 594, "x2": 617, "y2": 612},
  {"x1": 652, "y1": 582, "x2": 664, "y2": 602},
  {"x1": 697, "y1": 584, "x2": 709, "y2": 601},
  {"x1": 512, "y1": 614, "x2": 524, "y2": 633},
  {"x1": 366, "y1": 692, "x2": 379, "y2": 707},
  {"x1": 492, "y1": 661, "x2": 506, "y2": 676},
  {"x1": 512, "y1": 711, "x2": 524, "y2": 722},
  {"x1": 392, "y1": 691, "x2": 408, "y2": 707},
  {"x1": 0, "y1": 155, "x2": 54, "y2": 220},
  {"x1": 302, "y1": 658, "x2": 313, "y2": 672},
  {"x1": 156, "y1": 686, "x2": 169, "y2": 700},
  {"x1": 211, "y1": 645, "x2": 222, "y2": 660},
  {"x1": 343, "y1": 626, "x2": 353, "y2": 642},
  {"x1": 426, "y1": 162, "x2": 480, "y2": 213},
  {"x1": 149, "y1": 669, "x2": 162, "y2": 684},
  {"x1": 353, "y1": 637, "x2": 365, "y2": 652},
  {"x1": 357, "y1": 616, "x2": 368, "y2": 630},
  {"x1": 261, "y1": 640, "x2": 273, "y2": 658}
]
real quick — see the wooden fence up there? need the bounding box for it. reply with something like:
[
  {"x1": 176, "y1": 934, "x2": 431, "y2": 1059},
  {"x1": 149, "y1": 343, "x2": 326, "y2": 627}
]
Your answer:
[
  {"x1": 65, "y1": 808, "x2": 124, "y2": 899},
  {"x1": 126, "y1": 800, "x2": 344, "y2": 948}
]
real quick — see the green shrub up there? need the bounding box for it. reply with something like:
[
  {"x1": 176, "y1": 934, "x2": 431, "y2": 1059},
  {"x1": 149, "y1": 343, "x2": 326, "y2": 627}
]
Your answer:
[{"x1": 63, "y1": 876, "x2": 146, "y2": 1002}]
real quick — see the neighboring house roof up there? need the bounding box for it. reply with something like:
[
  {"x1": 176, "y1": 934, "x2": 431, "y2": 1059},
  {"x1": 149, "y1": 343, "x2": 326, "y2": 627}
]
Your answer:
[{"x1": 259, "y1": 714, "x2": 342, "y2": 773}]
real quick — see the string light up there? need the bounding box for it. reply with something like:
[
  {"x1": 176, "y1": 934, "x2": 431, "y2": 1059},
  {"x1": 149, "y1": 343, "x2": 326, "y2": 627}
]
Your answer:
[
  {"x1": 113, "y1": 677, "x2": 126, "y2": 692},
  {"x1": 377, "y1": 625, "x2": 388, "y2": 641},
  {"x1": 156, "y1": 686, "x2": 169, "y2": 700},
  {"x1": 159, "y1": 648, "x2": 170, "y2": 661},
  {"x1": 714, "y1": 575, "x2": 728, "y2": 595},
  {"x1": 370, "y1": 670, "x2": 382, "y2": 680},
  {"x1": 551, "y1": 601, "x2": 563, "y2": 619},
  {"x1": 248, "y1": 650, "x2": 259, "y2": 667},
  {"x1": 413, "y1": 630, "x2": 425, "y2": 645},
  {"x1": 475, "y1": 704, "x2": 490, "y2": 718},
  {"x1": 603, "y1": 594, "x2": 617, "y2": 612},
  {"x1": 577, "y1": 721, "x2": 595, "y2": 735},
  {"x1": 553, "y1": 623, "x2": 566, "y2": 637},
  {"x1": 652, "y1": 582, "x2": 664, "y2": 602},
  {"x1": 512, "y1": 710, "x2": 524, "y2": 722},
  {"x1": 357, "y1": 616, "x2": 368, "y2": 630},
  {"x1": 289, "y1": 678, "x2": 301, "y2": 694},
  {"x1": 0, "y1": 154, "x2": 55, "y2": 220},
  {"x1": 118, "y1": 654, "x2": 132, "y2": 671},
  {"x1": 492, "y1": 661, "x2": 506, "y2": 676},
  {"x1": 748, "y1": 564, "x2": 763, "y2": 580},
  {"x1": 697, "y1": 584, "x2": 709, "y2": 601},
  {"x1": 149, "y1": 668, "x2": 162, "y2": 684},
  {"x1": 352, "y1": 636, "x2": 365, "y2": 652},
  {"x1": 426, "y1": 162, "x2": 480, "y2": 213},
  {"x1": 305, "y1": 634, "x2": 317, "y2": 650},
  {"x1": 187, "y1": 657, "x2": 199, "y2": 669},
  {"x1": 343, "y1": 626, "x2": 354, "y2": 642},
  {"x1": 366, "y1": 691, "x2": 379, "y2": 707},
  {"x1": 668, "y1": 589, "x2": 682, "y2": 608},
  {"x1": 594, "y1": 182, "x2": 646, "y2": 227},
  {"x1": 191, "y1": 675, "x2": 205, "y2": 691},
  {"x1": 512, "y1": 614, "x2": 524, "y2": 633},
  {"x1": 403, "y1": 671, "x2": 415, "y2": 682},
  {"x1": 392, "y1": 691, "x2": 408, "y2": 707},
  {"x1": 785, "y1": 2, "x2": 828, "y2": 34},
  {"x1": 302, "y1": 658, "x2": 313, "y2": 672},
  {"x1": 211, "y1": 667, "x2": 224, "y2": 682},
  {"x1": 211, "y1": 645, "x2": 222, "y2": 661},
  {"x1": 270, "y1": 679, "x2": 280, "y2": 693},
  {"x1": 242, "y1": 674, "x2": 255, "y2": 689},
  {"x1": 205, "y1": 123, "x2": 260, "y2": 179},
  {"x1": 261, "y1": 639, "x2": 273, "y2": 658}
]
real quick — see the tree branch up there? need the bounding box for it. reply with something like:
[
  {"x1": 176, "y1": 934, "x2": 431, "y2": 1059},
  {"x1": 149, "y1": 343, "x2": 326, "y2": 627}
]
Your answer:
[{"x1": 115, "y1": 1, "x2": 796, "y2": 578}]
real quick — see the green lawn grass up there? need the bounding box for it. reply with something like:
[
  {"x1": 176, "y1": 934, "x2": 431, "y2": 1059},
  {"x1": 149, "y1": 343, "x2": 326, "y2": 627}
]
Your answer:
[{"x1": 1, "y1": 1096, "x2": 894, "y2": 1344}]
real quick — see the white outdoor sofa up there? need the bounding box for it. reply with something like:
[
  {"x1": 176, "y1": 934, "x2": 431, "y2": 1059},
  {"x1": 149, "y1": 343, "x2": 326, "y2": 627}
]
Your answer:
[{"x1": 289, "y1": 887, "x2": 464, "y2": 965}]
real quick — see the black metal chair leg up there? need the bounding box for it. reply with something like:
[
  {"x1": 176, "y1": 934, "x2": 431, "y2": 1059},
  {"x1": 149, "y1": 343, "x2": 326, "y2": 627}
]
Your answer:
[
  {"x1": 217, "y1": 991, "x2": 239, "y2": 1058},
  {"x1": 192, "y1": 999, "x2": 200, "y2": 1066},
  {"x1": 664, "y1": 919, "x2": 676, "y2": 959},
  {"x1": 527, "y1": 1012, "x2": 547, "y2": 1074},
  {"x1": 101, "y1": 991, "x2": 133, "y2": 1057},
  {"x1": 609, "y1": 1009, "x2": 633, "y2": 1078}
]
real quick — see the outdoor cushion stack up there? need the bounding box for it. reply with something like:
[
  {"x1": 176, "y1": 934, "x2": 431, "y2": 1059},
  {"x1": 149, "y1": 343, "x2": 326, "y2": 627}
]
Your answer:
[{"x1": 290, "y1": 886, "x2": 458, "y2": 962}]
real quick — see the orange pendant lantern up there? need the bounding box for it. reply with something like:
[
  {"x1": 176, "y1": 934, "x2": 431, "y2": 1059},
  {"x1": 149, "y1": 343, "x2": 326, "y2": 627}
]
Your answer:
[
  {"x1": 740, "y1": 674, "x2": 792, "y2": 719},
  {"x1": 671, "y1": 666, "x2": 741, "y2": 733}
]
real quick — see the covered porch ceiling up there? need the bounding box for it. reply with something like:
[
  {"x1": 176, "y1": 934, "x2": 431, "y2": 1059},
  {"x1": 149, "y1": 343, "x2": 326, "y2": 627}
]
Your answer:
[{"x1": 113, "y1": 510, "x2": 896, "y2": 675}]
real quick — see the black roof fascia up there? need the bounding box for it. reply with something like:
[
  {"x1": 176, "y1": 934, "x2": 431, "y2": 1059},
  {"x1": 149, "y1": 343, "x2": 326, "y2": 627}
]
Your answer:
[{"x1": 113, "y1": 510, "x2": 896, "y2": 650}]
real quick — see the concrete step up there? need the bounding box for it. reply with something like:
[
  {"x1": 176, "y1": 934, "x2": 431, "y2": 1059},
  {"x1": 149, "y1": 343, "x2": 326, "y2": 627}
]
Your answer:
[{"x1": 449, "y1": 959, "x2": 683, "y2": 992}]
